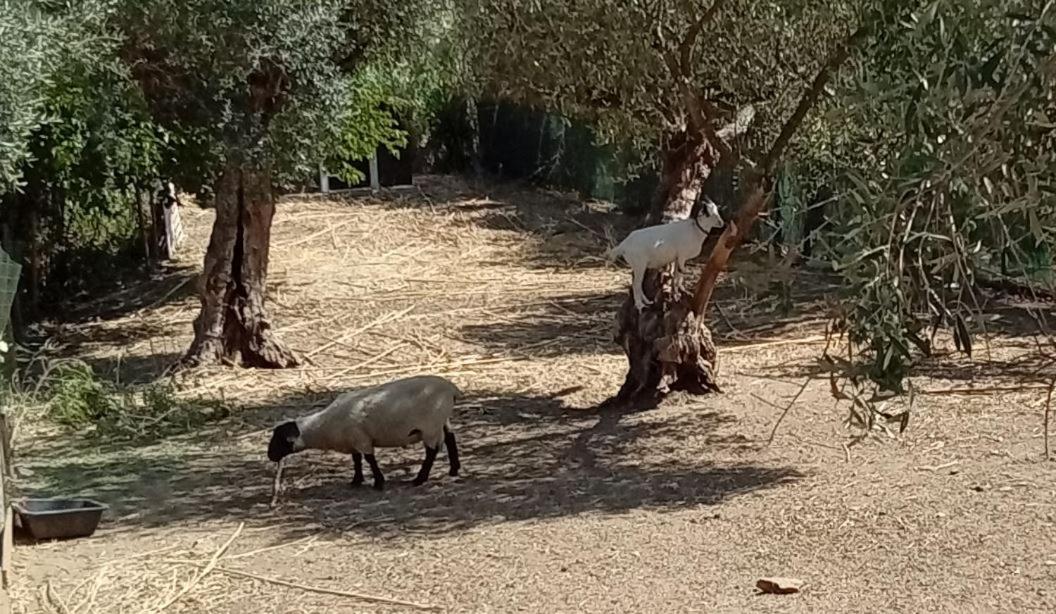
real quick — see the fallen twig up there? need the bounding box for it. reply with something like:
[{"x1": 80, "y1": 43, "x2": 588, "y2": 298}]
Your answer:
[
  {"x1": 725, "y1": 335, "x2": 828, "y2": 352},
  {"x1": 915, "y1": 460, "x2": 959, "y2": 472},
  {"x1": 761, "y1": 378, "x2": 813, "y2": 446},
  {"x1": 152, "y1": 522, "x2": 244, "y2": 613},
  {"x1": 306, "y1": 304, "x2": 417, "y2": 359},
  {"x1": 214, "y1": 566, "x2": 440, "y2": 611},
  {"x1": 1045, "y1": 376, "x2": 1055, "y2": 461},
  {"x1": 270, "y1": 460, "x2": 285, "y2": 509}
]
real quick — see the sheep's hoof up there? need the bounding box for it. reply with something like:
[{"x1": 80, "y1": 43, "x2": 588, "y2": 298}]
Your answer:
[
  {"x1": 411, "y1": 477, "x2": 428, "y2": 487},
  {"x1": 351, "y1": 477, "x2": 364, "y2": 488},
  {"x1": 449, "y1": 467, "x2": 460, "y2": 477},
  {"x1": 372, "y1": 480, "x2": 385, "y2": 491}
]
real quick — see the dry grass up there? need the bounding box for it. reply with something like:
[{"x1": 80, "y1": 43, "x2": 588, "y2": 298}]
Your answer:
[{"x1": 8, "y1": 175, "x2": 1056, "y2": 613}]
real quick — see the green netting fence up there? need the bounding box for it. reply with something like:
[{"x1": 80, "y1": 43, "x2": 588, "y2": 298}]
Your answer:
[
  {"x1": 476, "y1": 101, "x2": 657, "y2": 214},
  {"x1": 0, "y1": 248, "x2": 18, "y2": 335}
]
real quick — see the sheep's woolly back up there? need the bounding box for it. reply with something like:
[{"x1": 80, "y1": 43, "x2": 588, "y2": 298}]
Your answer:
[{"x1": 297, "y1": 375, "x2": 460, "y2": 455}]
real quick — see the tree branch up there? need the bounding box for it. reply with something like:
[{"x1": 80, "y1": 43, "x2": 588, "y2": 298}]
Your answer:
[
  {"x1": 679, "y1": 0, "x2": 729, "y2": 74},
  {"x1": 657, "y1": 3, "x2": 731, "y2": 158},
  {"x1": 691, "y1": 22, "x2": 874, "y2": 316},
  {"x1": 759, "y1": 24, "x2": 870, "y2": 175}
]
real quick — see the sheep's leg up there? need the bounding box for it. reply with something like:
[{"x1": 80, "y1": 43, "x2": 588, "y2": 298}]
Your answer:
[
  {"x1": 412, "y1": 445, "x2": 439, "y2": 486},
  {"x1": 351, "y1": 452, "x2": 364, "y2": 487},
  {"x1": 444, "y1": 425, "x2": 460, "y2": 477},
  {"x1": 364, "y1": 454, "x2": 385, "y2": 491}
]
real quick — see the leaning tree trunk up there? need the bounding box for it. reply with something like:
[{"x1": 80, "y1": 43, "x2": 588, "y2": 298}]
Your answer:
[
  {"x1": 609, "y1": 10, "x2": 869, "y2": 408},
  {"x1": 181, "y1": 161, "x2": 297, "y2": 369},
  {"x1": 612, "y1": 135, "x2": 723, "y2": 408}
]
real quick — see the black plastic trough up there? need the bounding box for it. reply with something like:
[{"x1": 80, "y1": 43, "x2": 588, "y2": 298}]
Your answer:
[{"x1": 13, "y1": 498, "x2": 108, "y2": 540}]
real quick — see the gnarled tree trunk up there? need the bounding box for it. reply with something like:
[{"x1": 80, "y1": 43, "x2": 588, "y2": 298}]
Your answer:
[
  {"x1": 612, "y1": 133, "x2": 723, "y2": 408},
  {"x1": 610, "y1": 16, "x2": 867, "y2": 407},
  {"x1": 181, "y1": 160, "x2": 296, "y2": 369}
]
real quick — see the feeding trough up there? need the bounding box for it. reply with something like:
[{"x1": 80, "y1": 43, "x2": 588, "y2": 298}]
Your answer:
[{"x1": 13, "y1": 498, "x2": 109, "y2": 540}]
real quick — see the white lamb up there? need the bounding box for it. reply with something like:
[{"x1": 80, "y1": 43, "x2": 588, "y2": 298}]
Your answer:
[
  {"x1": 267, "y1": 375, "x2": 462, "y2": 492},
  {"x1": 606, "y1": 199, "x2": 725, "y2": 310}
]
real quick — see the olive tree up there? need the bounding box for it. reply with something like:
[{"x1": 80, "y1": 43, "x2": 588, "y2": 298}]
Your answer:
[
  {"x1": 113, "y1": 0, "x2": 434, "y2": 368},
  {"x1": 817, "y1": 1, "x2": 1056, "y2": 413},
  {"x1": 462, "y1": 0, "x2": 908, "y2": 404}
]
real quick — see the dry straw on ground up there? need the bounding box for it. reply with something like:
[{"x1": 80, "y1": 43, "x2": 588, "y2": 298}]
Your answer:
[{"x1": 39, "y1": 523, "x2": 439, "y2": 613}]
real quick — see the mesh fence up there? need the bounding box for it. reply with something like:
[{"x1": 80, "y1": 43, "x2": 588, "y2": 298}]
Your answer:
[
  {"x1": 477, "y1": 101, "x2": 657, "y2": 214},
  {"x1": 0, "y1": 247, "x2": 19, "y2": 333}
]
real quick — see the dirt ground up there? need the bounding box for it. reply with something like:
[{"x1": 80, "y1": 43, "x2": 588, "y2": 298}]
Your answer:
[{"x1": 7, "y1": 176, "x2": 1056, "y2": 613}]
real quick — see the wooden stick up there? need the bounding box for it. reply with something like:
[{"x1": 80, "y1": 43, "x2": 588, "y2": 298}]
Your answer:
[
  {"x1": 45, "y1": 580, "x2": 72, "y2": 614},
  {"x1": 214, "y1": 566, "x2": 440, "y2": 611},
  {"x1": 724, "y1": 335, "x2": 828, "y2": 352},
  {"x1": 270, "y1": 460, "x2": 285, "y2": 509},
  {"x1": 142, "y1": 277, "x2": 194, "y2": 312},
  {"x1": 2, "y1": 506, "x2": 13, "y2": 590},
  {"x1": 323, "y1": 344, "x2": 405, "y2": 381},
  {"x1": 1045, "y1": 376, "x2": 1055, "y2": 461},
  {"x1": 306, "y1": 304, "x2": 416, "y2": 359},
  {"x1": 225, "y1": 534, "x2": 318, "y2": 561},
  {"x1": 918, "y1": 384, "x2": 1053, "y2": 396},
  {"x1": 153, "y1": 522, "x2": 244, "y2": 613},
  {"x1": 764, "y1": 378, "x2": 812, "y2": 446}
]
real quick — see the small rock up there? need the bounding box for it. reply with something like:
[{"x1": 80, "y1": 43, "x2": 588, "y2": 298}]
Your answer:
[{"x1": 756, "y1": 577, "x2": 804, "y2": 595}]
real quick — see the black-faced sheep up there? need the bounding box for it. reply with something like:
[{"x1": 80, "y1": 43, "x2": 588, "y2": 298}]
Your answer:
[{"x1": 267, "y1": 375, "x2": 461, "y2": 492}]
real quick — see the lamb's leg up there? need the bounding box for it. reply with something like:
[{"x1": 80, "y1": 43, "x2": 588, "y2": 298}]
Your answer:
[
  {"x1": 412, "y1": 445, "x2": 439, "y2": 486},
  {"x1": 364, "y1": 454, "x2": 385, "y2": 491},
  {"x1": 444, "y1": 425, "x2": 461, "y2": 477},
  {"x1": 631, "y1": 264, "x2": 652, "y2": 310},
  {"x1": 351, "y1": 452, "x2": 364, "y2": 487}
]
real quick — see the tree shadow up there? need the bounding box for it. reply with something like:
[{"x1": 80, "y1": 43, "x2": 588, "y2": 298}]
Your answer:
[
  {"x1": 365, "y1": 174, "x2": 637, "y2": 271},
  {"x1": 81, "y1": 350, "x2": 185, "y2": 385},
  {"x1": 457, "y1": 279, "x2": 835, "y2": 361},
  {"x1": 57, "y1": 264, "x2": 199, "y2": 325},
  {"x1": 459, "y1": 291, "x2": 622, "y2": 357},
  {"x1": 16, "y1": 387, "x2": 799, "y2": 542}
]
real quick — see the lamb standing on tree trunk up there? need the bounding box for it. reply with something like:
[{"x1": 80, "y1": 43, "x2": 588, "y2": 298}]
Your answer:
[
  {"x1": 606, "y1": 199, "x2": 725, "y2": 310},
  {"x1": 267, "y1": 375, "x2": 462, "y2": 499}
]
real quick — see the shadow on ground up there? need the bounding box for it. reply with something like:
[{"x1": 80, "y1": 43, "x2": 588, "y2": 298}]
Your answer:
[
  {"x1": 18, "y1": 386, "x2": 799, "y2": 542},
  {"x1": 457, "y1": 283, "x2": 836, "y2": 360},
  {"x1": 57, "y1": 264, "x2": 199, "y2": 324}
]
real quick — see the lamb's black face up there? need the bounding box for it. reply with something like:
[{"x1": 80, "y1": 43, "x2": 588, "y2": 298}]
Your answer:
[{"x1": 268, "y1": 421, "x2": 301, "y2": 462}]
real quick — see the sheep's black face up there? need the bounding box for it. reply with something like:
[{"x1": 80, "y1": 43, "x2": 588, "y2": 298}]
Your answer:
[{"x1": 268, "y1": 421, "x2": 301, "y2": 462}]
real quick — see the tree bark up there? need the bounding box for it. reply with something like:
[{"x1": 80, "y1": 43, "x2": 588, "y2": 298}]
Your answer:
[
  {"x1": 180, "y1": 160, "x2": 297, "y2": 369},
  {"x1": 647, "y1": 130, "x2": 718, "y2": 224},
  {"x1": 611, "y1": 268, "x2": 720, "y2": 408}
]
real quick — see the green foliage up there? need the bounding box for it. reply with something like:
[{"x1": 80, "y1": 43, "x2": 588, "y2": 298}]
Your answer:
[
  {"x1": 113, "y1": 0, "x2": 444, "y2": 189},
  {"x1": 323, "y1": 67, "x2": 411, "y2": 185},
  {"x1": 1, "y1": 1, "x2": 165, "y2": 304},
  {"x1": 459, "y1": 0, "x2": 861, "y2": 160},
  {"x1": 818, "y1": 0, "x2": 1056, "y2": 396},
  {"x1": 44, "y1": 362, "x2": 228, "y2": 443},
  {"x1": 0, "y1": 2, "x2": 55, "y2": 194}
]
